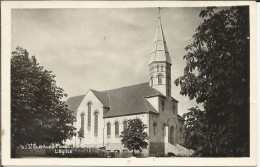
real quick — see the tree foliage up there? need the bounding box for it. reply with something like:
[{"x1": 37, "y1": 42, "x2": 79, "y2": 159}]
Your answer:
[
  {"x1": 78, "y1": 128, "x2": 84, "y2": 139},
  {"x1": 120, "y1": 118, "x2": 149, "y2": 156},
  {"x1": 175, "y1": 7, "x2": 249, "y2": 156},
  {"x1": 11, "y1": 47, "x2": 76, "y2": 150}
]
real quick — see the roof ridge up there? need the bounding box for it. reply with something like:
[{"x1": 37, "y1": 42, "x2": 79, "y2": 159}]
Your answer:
[
  {"x1": 101, "y1": 82, "x2": 149, "y2": 92},
  {"x1": 90, "y1": 89, "x2": 110, "y2": 107},
  {"x1": 67, "y1": 94, "x2": 85, "y2": 100},
  {"x1": 90, "y1": 89, "x2": 101, "y2": 93},
  {"x1": 90, "y1": 89, "x2": 96, "y2": 92}
]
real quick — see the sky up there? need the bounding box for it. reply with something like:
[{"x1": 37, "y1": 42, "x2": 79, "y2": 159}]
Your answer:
[{"x1": 11, "y1": 7, "x2": 205, "y2": 116}]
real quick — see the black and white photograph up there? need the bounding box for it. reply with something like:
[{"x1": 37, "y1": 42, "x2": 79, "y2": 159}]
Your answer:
[{"x1": 1, "y1": 1, "x2": 257, "y2": 166}]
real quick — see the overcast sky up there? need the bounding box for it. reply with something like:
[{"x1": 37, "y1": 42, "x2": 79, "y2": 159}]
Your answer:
[{"x1": 12, "y1": 7, "x2": 205, "y2": 116}]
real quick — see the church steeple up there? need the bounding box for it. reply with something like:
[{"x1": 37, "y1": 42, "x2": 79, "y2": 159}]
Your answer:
[
  {"x1": 149, "y1": 7, "x2": 172, "y2": 65},
  {"x1": 149, "y1": 8, "x2": 172, "y2": 98}
]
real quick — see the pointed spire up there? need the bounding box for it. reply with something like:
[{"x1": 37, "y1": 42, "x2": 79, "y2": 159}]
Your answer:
[
  {"x1": 158, "y1": 7, "x2": 162, "y2": 27},
  {"x1": 158, "y1": 7, "x2": 161, "y2": 18},
  {"x1": 149, "y1": 7, "x2": 172, "y2": 65}
]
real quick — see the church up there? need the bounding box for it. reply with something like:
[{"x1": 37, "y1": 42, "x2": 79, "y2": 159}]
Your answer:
[{"x1": 65, "y1": 10, "x2": 187, "y2": 156}]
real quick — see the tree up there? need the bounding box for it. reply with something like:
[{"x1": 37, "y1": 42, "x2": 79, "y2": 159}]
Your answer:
[
  {"x1": 175, "y1": 7, "x2": 249, "y2": 156},
  {"x1": 11, "y1": 46, "x2": 76, "y2": 157},
  {"x1": 78, "y1": 128, "x2": 84, "y2": 147},
  {"x1": 120, "y1": 118, "x2": 149, "y2": 156}
]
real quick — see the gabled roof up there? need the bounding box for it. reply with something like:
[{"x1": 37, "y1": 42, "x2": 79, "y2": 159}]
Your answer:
[
  {"x1": 66, "y1": 82, "x2": 180, "y2": 118},
  {"x1": 91, "y1": 89, "x2": 110, "y2": 107},
  {"x1": 65, "y1": 95, "x2": 85, "y2": 118},
  {"x1": 66, "y1": 82, "x2": 163, "y2": 118},
  {"x1": 97, "y1": 82, "x2": 163, "y2": 117},
  {"x1": 178, "y1": 115, "x2": 185, "y2": 121},
  {"x1": 144, "y1": 99, "x2": 157, "y2": 114}
]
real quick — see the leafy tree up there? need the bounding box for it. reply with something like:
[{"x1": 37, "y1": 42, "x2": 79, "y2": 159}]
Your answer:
[
  {"x1": 78, "y1": 128, "x2": 84, "y2": 147},
  {"x1": 11, "y1": 46, "x2": 76, "y2": 157},
  {"x1": 78, "y1": 128, "x2": 84, "y2": 139},
  {"x1": 175, "y1": 7, "x2": 249, "y2": 156},
  {"x1": 120, "y1": 118, "x2": 149, "y2": 156}
]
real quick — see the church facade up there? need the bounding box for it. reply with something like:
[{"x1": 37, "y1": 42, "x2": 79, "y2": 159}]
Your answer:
[{"x1": 65, "y1": 12, "x2": 185, "y2": 156}]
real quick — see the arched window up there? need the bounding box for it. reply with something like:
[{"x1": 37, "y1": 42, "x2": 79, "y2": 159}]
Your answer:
[
  {"x1": 157, "y1": 66, "x2": 159, "y2": 72},
  {"x1": 115, "y1": 122, "x2": 119, "y2": 137},
  {"x1": 87, "y1": 102, "x2": 92, "y2": 129},
  {"x1": 123, "y1": 120, "x2": 127, "y2": 131},
  {"x1": 94, "y1": 111, "x2": 98, "y2": 136},
  {"x1": 162, "y1": 100, "x2": 165, "y2": 111},
  {"x1": 80, "y1": 113, "x2": 85, "y2": 132},
  {"x1": 158, "y1": 75, "x2": 162, "y2": 85},
  {"x1": 153, "y1": 122, "x2": 157, "y2": 135},
  {"x1": 107, "y1": 122, "x2": 111, "y2": 138},
  {"x1": 161, "y1": 66, "x2": 163, "y2": 72}
]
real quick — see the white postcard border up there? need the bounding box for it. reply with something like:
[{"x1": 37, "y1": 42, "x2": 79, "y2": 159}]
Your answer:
[{"x1": 1, "y1": 1, "x2": 257, "y2": 166}]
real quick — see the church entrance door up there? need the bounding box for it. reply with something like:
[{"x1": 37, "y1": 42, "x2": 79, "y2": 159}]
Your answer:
[{"x1": 169, "y1": 126, "x2": 175, "y2": 145}]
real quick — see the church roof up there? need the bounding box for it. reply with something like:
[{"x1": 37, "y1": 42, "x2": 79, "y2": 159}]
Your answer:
[
  {"x1": 66, "y1": 82, "x2": 179, "y2": 118},
  {"x1": 91, "y1": 89, "x2": 110, "y2": 107},
  {"x1": 178, "y1": 114, "x2": 185, "y2": 121},
  {"x1": 149, "y1": 13, "x2": 172, "y2": 65},
  {"x1": 66, "y1": 94, "x2": 85, "y2": 118},
  {"x1": 95, "y1": 82, "x2": 163, "y2": 117}
]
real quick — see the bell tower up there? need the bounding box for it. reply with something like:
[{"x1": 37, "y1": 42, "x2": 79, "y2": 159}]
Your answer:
[{"x1": 149, "y1": 8, "x2": 172, "y2": 98}]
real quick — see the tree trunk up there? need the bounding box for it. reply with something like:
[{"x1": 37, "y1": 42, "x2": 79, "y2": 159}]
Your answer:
[{"x1": 133, "y1": 149, "x2": 135, "y2": 157}]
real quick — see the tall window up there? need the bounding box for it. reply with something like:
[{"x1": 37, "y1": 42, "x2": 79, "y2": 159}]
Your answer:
[
  {"x1": 94, "y1": 111, "x2": 98, "y2": 136},
  {"x1": 153, "y1": 122, "x2": 157, "y2": 135},
  {"x1": 115, "y1": 122, "x2": 119, "y2": 137},
  {"x1": 80, "y1": 113, "x2": 85, "y2": 132},
  {"x1": 87, "y1": 102, "x2": 92, "y2": 129},
  {"x1": 162, "y1": 100, "x2": 165, "y2": 111},
  {"x1": 151, "y1": 77, "x2": 153, "y2": 85},
  {"x1": 157, "y1": 66, "x2": 159, "y2": 72},
  {"x1": 123, "y1": 120, "x2": 127, "y2": 131},
  {"x1": 107, "y1": 122, "x2": 111, "y2": 138},
  {"x1": 161, "y1": 66, "x2": 163, "y2": 72},
  {"x1": 158, "y1": 75, "x2": 162, "y2": 85}
]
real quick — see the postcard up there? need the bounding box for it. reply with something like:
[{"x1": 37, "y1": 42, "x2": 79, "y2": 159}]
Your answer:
[{"x1": 1, "y1": 1, "x2": 257, "y2": 166}]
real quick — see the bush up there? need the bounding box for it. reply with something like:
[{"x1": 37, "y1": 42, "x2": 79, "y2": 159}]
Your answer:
[{"x1": 167, "y1": 152, "x2": 176, "y2": 157}]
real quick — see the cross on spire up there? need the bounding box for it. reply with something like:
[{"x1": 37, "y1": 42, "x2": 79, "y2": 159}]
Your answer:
[{"x1": 158, "y1": 7, "x2": 161, "y2": 18}]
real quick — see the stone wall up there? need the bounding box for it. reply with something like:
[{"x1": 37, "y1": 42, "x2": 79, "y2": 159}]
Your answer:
[{"x1": 149, "y1": 142, "x2": 165, "y2": 156}]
